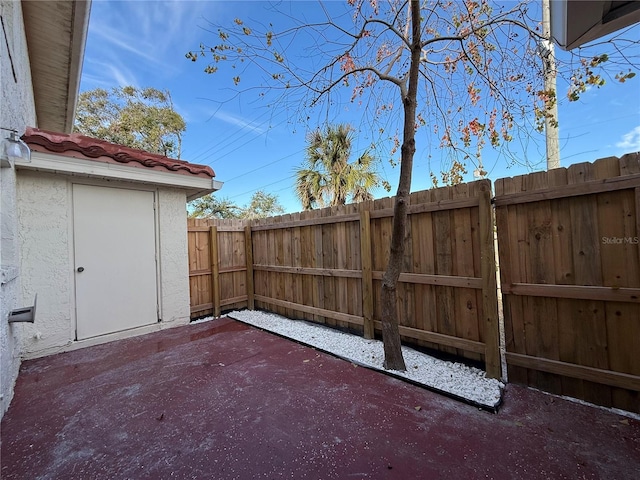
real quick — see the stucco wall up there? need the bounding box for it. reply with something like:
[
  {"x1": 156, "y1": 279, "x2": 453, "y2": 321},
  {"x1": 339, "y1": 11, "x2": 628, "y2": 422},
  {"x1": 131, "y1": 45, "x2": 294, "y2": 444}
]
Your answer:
[
  {"x1": 16, "y1": 172, "x2": 73, "y2": 353},
  {"x1": 158, "y1": 189, "x2": 191, "y2": 324},
  {"x1": 16, "y1": 173, "x2": 191, "y2": 359},
  {"x1": 0, "y1": 0, "x2": 37, "y2": 419}
]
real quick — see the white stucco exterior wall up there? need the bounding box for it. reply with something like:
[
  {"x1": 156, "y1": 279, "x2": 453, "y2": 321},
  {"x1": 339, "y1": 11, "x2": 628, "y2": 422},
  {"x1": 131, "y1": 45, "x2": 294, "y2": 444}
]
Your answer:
[
  {"x1": 16, "y1": 172, "x2": 73, "y2": 353},
  {"x1": 0, "y1": 0, "x2": 37, "y2": 419},
  {"x1": 158, "y1": 188, "x2": 191, "y2": 324},
  {"x1": 16, "y1": 173, "x2": 192, "y2": 360}
]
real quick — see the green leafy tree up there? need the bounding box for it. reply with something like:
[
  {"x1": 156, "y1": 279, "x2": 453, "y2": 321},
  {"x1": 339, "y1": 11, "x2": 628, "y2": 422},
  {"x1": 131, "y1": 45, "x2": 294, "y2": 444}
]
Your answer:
[
  {"x1": 187, "y1": 0, "x2": 638, "y2": 370},
  {"x1": 74, "y1": 86, "x2": 186, "y2": 158},
  {"x1": 189, "y1": 195, "x2": 241, "y2": 219},
  {"x1": 295, "y1": 124, "x2": 385, "y2": 210},
  {"x1": 240, "y1": 190, "x2": 285, "y2": 219},
  {"x1": 190, "y1": 190, "x2": 285, "y2": 219}
]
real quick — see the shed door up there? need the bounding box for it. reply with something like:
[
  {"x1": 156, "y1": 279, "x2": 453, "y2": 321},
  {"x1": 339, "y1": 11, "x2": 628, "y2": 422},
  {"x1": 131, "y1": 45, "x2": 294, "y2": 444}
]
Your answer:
[{"x1": 73, "y1": 184, "x2": 158, "y2": 340}]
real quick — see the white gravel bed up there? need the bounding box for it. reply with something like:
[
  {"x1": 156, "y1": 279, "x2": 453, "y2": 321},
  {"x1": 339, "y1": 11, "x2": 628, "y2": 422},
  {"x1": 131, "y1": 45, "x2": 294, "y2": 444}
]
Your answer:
[{"x1": 197, "y1": 309, "x2": 503, "y2": 409}]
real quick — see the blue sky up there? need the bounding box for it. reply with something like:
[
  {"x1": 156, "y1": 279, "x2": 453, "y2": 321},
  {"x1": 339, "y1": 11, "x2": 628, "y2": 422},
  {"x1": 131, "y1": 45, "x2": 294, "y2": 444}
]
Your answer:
[{"x1": 79, "y1": 0, "x2": 640, "y2": 213}]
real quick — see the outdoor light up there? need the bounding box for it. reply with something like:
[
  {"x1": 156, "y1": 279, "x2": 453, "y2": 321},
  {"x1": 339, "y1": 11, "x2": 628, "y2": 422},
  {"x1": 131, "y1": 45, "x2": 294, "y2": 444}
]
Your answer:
[{"x1": 0, "y1": 128, "x2": 31, "y2": 168}]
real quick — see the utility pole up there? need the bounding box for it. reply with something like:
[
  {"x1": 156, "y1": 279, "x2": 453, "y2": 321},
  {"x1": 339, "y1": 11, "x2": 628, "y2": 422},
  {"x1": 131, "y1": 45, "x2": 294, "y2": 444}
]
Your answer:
[{"x1": 541, "y1": 0, "x2": 560, "y2": 169}]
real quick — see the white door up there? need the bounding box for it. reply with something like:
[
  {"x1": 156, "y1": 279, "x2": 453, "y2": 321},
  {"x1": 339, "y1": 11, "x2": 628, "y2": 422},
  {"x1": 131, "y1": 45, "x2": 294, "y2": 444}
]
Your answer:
[{"x1": 73, "y1": 184, "x2": 158, "y2": 340}]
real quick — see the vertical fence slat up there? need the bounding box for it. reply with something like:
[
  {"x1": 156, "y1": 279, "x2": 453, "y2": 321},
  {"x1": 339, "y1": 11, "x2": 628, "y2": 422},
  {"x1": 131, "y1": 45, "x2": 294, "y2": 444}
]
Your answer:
[
  {"x1": 313, "y1": 216, "x2": 324, "y2": 324},
  {"x1": 594, "y1": 157, "x2": 637, "y2": 410},
  {"x1": 360, "y1": 210, "x2": 374, "y2": 339},
  {"x1": 245, "y1": 226, "x2": 255, "y2": 310},
  {"x1": 322, "y1": 208, "x2": 336, "y2": 327},
  {"x1": 548, "y1": 168, "x2": 583, "y2": 399},
  {"x1": 636, "y1": 185, "x2": 640, "y2": 271},
  {"x1": 209, "y1": 225, "x2": 220, "y2": 317},
  {"x1": 334, "y1": 206, "x2": 348, "y2": 329},
  {"x1": 412, "y1": 190, "x2": 438, "y2": 350},
  {"x1": 479, "y1": 184, "x2": 501, "y2": 379},
  {"x1": 433, "y1": 186, "x2": 457, "y2": 356},
  {"x1": 527, "y1": 171, "x2": 562, "y2": 394},
  {"x1": 452, "y1": 182, "x2": 480, "y2": 361},
  {"x1": 568, "y1": 163, "x2": 611, "y2": 407}
]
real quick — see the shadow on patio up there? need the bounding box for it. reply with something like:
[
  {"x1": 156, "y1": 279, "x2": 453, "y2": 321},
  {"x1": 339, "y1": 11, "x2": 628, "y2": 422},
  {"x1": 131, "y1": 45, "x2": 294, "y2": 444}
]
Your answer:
[{"x1": 1, "y1": 317, "x2": 638, "y2": 479}]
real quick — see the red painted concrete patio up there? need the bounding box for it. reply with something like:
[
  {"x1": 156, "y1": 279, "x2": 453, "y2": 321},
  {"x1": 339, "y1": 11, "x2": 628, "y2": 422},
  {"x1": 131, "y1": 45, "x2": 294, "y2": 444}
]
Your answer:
[{"x1": 2, "y1": 317, "x2": 638, "y2": 479}]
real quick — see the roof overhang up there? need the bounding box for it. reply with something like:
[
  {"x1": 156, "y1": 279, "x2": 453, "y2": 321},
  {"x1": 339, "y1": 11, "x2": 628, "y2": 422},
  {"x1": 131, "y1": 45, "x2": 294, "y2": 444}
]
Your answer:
[
  {"x1": 17, "y1": 151, "x2": 218, "y2": 201},
  {"x1": 21, "y1": 0, "x2": 91, "y2": 132},
  {"x1": 551, "y1": 0, "x2": 640, "y2": 50}
]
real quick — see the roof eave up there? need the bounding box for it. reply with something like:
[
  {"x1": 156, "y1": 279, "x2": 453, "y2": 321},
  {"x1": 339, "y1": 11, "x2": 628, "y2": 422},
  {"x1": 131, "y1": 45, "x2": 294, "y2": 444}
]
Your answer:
[
  {"x1": 552, "y1": 1, "x2": 640, "y2": 50},
  {"x1": 22, "y1": 0, "x2": 91, "y2": 133},
  {"x1": 17, "y1": 151, "x2": 219, "y2": 200}
]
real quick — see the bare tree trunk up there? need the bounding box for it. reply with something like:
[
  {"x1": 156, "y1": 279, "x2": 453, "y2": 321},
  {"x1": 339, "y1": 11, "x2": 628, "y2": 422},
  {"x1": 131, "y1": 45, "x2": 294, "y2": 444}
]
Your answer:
[{"x1": 381, "y1": 0, "x2": 421, "y2": 371}]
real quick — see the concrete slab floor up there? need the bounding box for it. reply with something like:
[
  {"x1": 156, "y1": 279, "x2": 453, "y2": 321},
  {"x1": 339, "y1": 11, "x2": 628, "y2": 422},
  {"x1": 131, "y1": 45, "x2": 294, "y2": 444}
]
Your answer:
[{"x1": 1, "y1": 317, "x2": 638, "y2": 479}]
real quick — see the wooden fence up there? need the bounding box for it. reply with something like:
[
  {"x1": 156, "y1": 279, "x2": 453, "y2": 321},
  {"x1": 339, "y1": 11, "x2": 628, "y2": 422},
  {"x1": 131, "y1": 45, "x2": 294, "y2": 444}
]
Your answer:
[
  {"x1": 188, "y1": 179, "x2": 501, "y2": 378},
  {"x1": 495, "y1": 154, "x2": 640, "y2": 414},
  {"x1": 187, "y1": 154, "x2": 640, "y2": 413},
  {"x1": 188, "y1": 218, "x2": 251, "y2": 316}
]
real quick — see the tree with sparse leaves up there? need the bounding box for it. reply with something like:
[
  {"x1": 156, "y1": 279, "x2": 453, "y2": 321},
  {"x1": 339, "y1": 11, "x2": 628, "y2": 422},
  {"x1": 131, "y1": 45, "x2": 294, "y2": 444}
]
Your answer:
[
  {"x1": 295, "y1": 124, "x2": 386, "y2": 210},
  {"x1": 189, "y1": 195, "x2": 241, "y2": 219},
  {"x1": 189, "y1": 190, "x2": 285, "y2": 220},
  {"x1": 187, "y1": 0, "x2": 638, "y2": 371},
  {"x1": 74, "y1": 86, "x2": 186, "y2": 158},
  {"x1": 241, "y1": 190, "x2": 286, "y2": 219}
]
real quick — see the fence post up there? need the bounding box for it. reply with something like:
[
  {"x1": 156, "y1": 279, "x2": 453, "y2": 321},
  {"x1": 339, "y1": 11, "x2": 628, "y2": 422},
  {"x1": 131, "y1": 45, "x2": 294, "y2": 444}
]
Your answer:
[
  {"x1": 479, "y1": 183, "x2": 501, "y2": 379},
  {"x1": 209, "y1": 225, "x2": 221, "y2": 317},
  {"x1": 360, "y1": 210, "x2": 374, "y2": 339},
  {"x1": 245, "y1": 225, "x2": 255, "y2": 310}
]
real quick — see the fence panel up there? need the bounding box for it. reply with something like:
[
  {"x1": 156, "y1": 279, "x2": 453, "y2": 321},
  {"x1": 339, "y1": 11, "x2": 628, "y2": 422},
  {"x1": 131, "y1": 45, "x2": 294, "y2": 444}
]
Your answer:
[
  {"x1": 495, "y1": 154, "x2": 640, "y2": 414},
  {"x1": 187, "y1": 154, "x2": 640, "y2": 413},
  {"x1": 187, "y1": 180, "x2": 499, "y2": 377},
  {"x1": 187, "y1": 218, "x2": 250, "y2": 316}
]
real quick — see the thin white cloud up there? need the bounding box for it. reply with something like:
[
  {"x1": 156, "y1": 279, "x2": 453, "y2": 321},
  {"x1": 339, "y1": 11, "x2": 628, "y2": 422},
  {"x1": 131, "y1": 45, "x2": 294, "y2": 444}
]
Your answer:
[
  {"x1": 84, "y1": 58, "x2": 139, "y2": 88},
  {"x1": 80, "y1": 72, "x2": 113, "y2": 89},
  {"x1": 137, "y1": 0, "x2": 214, "y2": 42},
  {"x1": 80, "y1": 1, "x2": 222, "y2": 98},
  {"x1": 109, "y1": 65, "x2": 138, "y2": 88},
  {"x1": 91, "y1": 27, "x2": 164, "y2": 66},
  {"x1": 83, "y1": 0, "x2": 215, "y2": 83},
  {"x1": 214, "y1": 111, "x2": 267, "y2": 134},
  {"x1": 616, "y1": 126, "x2": 640, "y2": 152}
]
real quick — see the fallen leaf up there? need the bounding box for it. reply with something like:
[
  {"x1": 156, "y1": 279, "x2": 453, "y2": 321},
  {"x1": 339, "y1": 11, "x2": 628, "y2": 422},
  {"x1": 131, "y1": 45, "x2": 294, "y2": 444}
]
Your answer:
[
  {"x1": 414, "y1": 406, "x2": 422, "y2": 411},
  {"x1": 515, "y1": 421, "x2": 524, "y2": 427},
  {"x1": 620, "y1": 419, "x2": 630, "y2": 426}
]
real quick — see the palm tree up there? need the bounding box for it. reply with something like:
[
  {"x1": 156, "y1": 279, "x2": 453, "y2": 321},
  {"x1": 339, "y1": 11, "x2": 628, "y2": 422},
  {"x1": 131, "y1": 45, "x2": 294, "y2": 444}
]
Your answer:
[{"x1": 295, "y1": 124, "x2": 381, "y2": 210}]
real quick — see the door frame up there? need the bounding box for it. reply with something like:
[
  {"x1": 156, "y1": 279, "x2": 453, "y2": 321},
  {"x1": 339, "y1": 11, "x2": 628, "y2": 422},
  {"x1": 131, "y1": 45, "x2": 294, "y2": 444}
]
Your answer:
[{"x1": 69, "y1": 179, "x2": 163, "y2": 341}]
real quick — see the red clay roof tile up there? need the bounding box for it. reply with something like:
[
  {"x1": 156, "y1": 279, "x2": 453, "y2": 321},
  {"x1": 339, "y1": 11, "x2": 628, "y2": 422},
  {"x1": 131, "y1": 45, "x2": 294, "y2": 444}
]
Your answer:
[{"x1": 22, "y1": 127, "x2": 215, "y2": 178}]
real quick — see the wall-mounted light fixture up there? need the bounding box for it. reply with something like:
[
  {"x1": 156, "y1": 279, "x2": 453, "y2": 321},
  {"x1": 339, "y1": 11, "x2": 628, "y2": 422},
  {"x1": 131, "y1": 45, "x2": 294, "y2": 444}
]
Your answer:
[{"x1": 1, "y1": 127, "x2": 31, "y2": 168}]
